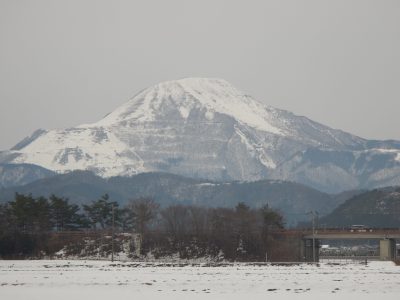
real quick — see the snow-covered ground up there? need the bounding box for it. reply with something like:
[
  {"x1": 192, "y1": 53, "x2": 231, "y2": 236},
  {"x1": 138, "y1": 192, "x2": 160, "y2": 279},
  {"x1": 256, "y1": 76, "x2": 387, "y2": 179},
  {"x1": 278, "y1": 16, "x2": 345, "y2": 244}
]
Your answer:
[{"x1": 0, "y1": 260, "x2": 399, "y2": 299}]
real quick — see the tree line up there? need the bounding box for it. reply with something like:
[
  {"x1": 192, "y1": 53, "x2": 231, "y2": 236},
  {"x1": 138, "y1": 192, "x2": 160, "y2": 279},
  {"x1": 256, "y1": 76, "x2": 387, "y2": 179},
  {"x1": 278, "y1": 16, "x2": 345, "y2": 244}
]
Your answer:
[{"x1": 0, "y1": 193, "x2": 293, "y2": 261}]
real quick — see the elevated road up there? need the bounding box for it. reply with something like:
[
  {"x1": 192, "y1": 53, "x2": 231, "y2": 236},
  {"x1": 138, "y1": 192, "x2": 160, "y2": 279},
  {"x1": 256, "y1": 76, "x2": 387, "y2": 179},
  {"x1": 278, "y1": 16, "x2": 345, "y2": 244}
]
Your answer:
[
  {"x1": 303, "y1": 229, "x2": 400, "y2": 240},
  {"x1": 299, "y1": 229, "x2": 400, "y2": 261}
]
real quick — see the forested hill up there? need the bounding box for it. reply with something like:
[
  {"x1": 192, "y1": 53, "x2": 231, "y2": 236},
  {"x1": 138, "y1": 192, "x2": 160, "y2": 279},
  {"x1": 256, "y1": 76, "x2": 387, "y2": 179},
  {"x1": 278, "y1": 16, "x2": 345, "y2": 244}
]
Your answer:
[
  {"x1": 0, "y1": 163, "x2": 55, "y2": 188},
  {"x1": 0, "y1": 171, "x2": 351, "y2": 225},
  {"x1": 320, "y1": 187, "x2": 400, "y2": 228}
]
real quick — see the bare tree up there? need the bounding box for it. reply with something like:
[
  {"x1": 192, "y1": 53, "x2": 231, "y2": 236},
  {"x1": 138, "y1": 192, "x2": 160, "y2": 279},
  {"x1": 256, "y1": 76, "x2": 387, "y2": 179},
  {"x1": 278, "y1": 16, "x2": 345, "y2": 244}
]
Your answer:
[
  {"x1": 126, "y1": 197, "x2": 159, "y2": 237},
  {"x1": 160, "y1": 205, "x2": 190, "y2": 240},
  {"x1": 188, "y1": 206, "x2": 210, "y2": 237}
]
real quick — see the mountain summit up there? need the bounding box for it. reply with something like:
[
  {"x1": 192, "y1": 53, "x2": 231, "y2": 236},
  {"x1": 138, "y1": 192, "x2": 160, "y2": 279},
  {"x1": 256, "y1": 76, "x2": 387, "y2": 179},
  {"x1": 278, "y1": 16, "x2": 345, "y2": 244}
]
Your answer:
[{"x1": 1, "y1": 78, "x2": 400, "y2": 192}]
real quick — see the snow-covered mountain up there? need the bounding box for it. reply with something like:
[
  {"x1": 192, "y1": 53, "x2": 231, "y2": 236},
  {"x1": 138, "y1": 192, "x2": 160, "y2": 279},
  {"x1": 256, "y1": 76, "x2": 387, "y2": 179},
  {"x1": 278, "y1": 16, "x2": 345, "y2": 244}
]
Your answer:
[{"x1": 1, "y1": 78, "x2": 400, "y2": 192}]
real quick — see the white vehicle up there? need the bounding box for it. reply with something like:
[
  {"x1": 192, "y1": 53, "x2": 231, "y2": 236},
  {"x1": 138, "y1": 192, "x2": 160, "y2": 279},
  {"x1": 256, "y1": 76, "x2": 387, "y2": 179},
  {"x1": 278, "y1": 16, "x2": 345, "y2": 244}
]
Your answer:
[{"x1": 350, "y1": 225, "x2": 372, "y2": 232}]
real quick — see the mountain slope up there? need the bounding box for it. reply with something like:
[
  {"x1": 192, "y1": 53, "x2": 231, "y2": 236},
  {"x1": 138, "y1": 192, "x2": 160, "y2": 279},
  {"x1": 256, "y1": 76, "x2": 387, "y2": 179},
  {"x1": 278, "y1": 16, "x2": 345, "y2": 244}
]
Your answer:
[
  {"x1": 1, "y1": 78, "x2": 400, "y2": 192},
  {"x1": 0, "y1": 171, "x2": 347, "y2": 226},
  {"x1": 0, "y1": 163, "x2": 55, "y2": 188},
  {"x1": 320, "y1": 187, "x2": 400, "y2": 227}
]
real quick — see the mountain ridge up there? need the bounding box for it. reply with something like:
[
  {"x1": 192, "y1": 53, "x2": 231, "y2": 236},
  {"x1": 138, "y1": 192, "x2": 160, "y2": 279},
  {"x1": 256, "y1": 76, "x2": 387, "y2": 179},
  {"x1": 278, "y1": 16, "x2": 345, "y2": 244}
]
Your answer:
[
  {"x1": 0, "y1": 170, "x2": 359, "y2": 226},
  {"x1": 0, "y1": 163, "x2": 55, "y2": 188},
  {"x1": 320, "y1": 186, "x2": 400, "y2": 227}
]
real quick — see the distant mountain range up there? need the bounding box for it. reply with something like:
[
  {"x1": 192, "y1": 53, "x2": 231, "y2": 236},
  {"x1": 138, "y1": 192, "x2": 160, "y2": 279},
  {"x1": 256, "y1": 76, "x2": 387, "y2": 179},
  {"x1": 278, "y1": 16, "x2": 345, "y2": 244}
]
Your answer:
[
  {"x1": 1, "y1": 78, "x2": 400, "y2": 192},
  {"x1": 2, "y1": 165, "x2": 397, "y2": 227},
  {"x1": 0, "y1": 170, "x2": 361, "y2": 226}
]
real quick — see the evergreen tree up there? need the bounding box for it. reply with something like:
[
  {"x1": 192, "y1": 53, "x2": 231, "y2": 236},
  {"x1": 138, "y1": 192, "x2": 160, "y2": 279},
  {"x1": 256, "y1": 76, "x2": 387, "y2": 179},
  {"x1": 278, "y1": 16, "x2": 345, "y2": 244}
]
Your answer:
[
  {"x1": 33, "y1": 196, "x2": 52, "y2": 232},
  {"x1": 83, "y1": 194, "x2": 118, "y2": 229},
  {"x1": 9, "y1": 193, "x2": 36, "y2": 233},
  {"x1": 49, "y1": 195, "x2": 87, "y2": 231},
  {"x1": 260, "y1": 204, "x2": 284, "y2": 232}
]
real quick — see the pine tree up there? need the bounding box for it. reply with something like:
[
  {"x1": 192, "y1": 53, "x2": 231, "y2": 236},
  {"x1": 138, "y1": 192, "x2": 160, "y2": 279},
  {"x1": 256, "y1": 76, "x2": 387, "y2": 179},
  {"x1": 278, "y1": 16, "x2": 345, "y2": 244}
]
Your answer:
[
  {"x1": 49, "y1": 195, "x2": 86, "y2": 231},
  {"x1": 83, "y1": 194, "x2": 118, "y2": 229}
]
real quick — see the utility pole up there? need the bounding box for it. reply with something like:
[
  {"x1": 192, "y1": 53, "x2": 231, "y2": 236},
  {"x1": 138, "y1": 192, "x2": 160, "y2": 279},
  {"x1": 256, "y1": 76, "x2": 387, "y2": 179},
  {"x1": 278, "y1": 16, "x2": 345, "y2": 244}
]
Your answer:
[
  {"x1": 308, "y1": 211, "x2": 318, "y2": 263},
  {"x1": 111, "y1": 203, "x2": 115, "y2": 262},
  {"x1": 312, "y1": 211, "x2": 315, "y2": 263}
]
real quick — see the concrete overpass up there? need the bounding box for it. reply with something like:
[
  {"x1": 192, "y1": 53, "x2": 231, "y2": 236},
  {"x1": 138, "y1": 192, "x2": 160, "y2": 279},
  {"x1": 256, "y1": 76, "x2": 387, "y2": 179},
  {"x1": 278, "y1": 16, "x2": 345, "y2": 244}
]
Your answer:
[{"x1": 301, "y1": 229, "x2": 400, "y2": 262}]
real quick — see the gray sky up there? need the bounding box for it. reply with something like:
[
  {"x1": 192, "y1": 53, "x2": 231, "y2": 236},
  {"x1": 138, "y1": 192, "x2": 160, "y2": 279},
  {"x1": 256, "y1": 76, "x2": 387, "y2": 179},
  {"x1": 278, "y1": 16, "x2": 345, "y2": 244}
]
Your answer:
[{"x1": 1, "y1": 0, "x2": 400, "y2": 150}]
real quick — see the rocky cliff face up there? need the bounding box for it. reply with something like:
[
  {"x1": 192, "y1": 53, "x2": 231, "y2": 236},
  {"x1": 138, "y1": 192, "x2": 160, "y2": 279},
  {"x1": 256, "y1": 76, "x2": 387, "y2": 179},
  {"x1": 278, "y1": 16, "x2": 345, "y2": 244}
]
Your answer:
[{"x1": 1, "y1": 78, "x2": 400, "y2": 192}]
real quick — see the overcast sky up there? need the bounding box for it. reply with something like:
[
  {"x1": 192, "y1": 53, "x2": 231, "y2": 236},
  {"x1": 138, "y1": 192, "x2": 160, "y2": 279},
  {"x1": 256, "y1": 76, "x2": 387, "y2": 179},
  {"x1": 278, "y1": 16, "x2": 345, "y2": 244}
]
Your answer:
[{"x1": 1, "y1": 0, "x2": 399, "y2": 150}]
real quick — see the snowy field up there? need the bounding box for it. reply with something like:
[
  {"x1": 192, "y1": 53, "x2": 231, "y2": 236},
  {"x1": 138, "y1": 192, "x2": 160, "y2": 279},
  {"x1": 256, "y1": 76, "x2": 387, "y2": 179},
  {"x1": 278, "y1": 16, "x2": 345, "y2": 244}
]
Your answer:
[{"x1": 0, "y1": 260, "x2": 399, "y2": 300}]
